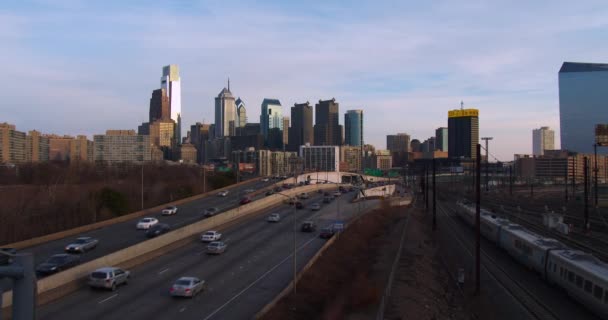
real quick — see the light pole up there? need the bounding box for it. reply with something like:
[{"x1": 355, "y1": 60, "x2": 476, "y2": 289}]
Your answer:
[{"x1": 481, "y1": 137, "x2": 493, "y2": 192}]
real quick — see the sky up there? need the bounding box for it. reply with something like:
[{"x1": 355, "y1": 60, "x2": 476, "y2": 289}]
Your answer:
[{"x1": 1, "y1": 0, "x2": 608, "y2": 161}]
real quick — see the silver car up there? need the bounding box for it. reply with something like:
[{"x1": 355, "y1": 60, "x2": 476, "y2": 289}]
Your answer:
[
  {"x1": 170, "y1": 277, "x2": 206, "y2": 298},
  {"x1": 206, "y1": 241, "x2": 228, "y2": 255},
  {"x1": 65, "y1": 237, "x2": 99, "y2": 253},
  {"x1": 88, "y1": 267, "x2": 130, "y2": 291},
  {"x1": 204, "y1": 207, "x2": 219, "y2": 217},
  {"x1": 309, "y1": 203, "x2": 321, "y2": 211}
]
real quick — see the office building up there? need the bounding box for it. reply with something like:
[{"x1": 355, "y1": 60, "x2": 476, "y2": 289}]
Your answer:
[
  {"x1": 70, "y1": 135, "x2": 94, "y2": 162},
  {"x1": 410, "y1": 139, "x2": 421, "y2": 152},
  {"x1": 236, "y1": 98, "x2": 247, "y2": 128},
  {"x1": 149, "y1": 120, "x2": 175, "y2": 149},
  {"x1": 0, "y1": 123, "x2": 26, "y2": 163},
  {"x1": 25, "y1": 130, "x2": 50, "y2": 162},
  {"x1": 260, "y1": 98, "x2": 283, "y2": 142},
  {"x1": 341, "y1": 145, "x2": 362, "y2": 172},
  {"x1": 160, "y1": 65, "x2": 182, "y2": 143},
  {"x1": 314, "y1": 98, "x2": 341, "y2": 146},
  {"x1": 387, "y1": 133, "x2": 410, "y2": 152},
  {"x1": 190, "y1": 123, "x2": 210, "y2": 163},
  {"x1": 559, "y1": 62, "x2": 608, "y2": 154},
  {"x1": 282, "y1": 117, "x2": 289, "y2": 147},
  {"x1": 373, "y1": 150, "x2": 393, "y2": 170},
  {"x1": 532, "y1": 126, "x2": 555, "y2": 156},
  {"x1": 300, "y1": 144, "x2": 340, "y2": 172},
  {"x1": 176, "y1": 144, "x2": 197, "y2": 164},
  {"x1": 214, "y1": 81, "x2": 237, "y2": 137},
  {"x1": 289, "y1": 102, "x2": 314, "y2": 151},
  {"x1": 93, "y1": 130, "x2": 151, "y2": 163},
  {"x1": 149, "y1": 88, "x2": 170, "y2": 122},
  {"x1": 345, "y1": 110, "x2": 363, "y2": 146},
  {"x1": 435, "y1": 127, "x2": 448, "y2": 152},
  {"x1": 448, "y1": 108, "x2": 479, "y2": 159},
  {"x1": 421, "y1": 137, "x2": 436, "y2": 153}
]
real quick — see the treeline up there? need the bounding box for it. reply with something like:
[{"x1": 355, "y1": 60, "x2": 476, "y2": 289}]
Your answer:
[{"x1": 0, "y1": 162, "x2": 235, "y2": 245}]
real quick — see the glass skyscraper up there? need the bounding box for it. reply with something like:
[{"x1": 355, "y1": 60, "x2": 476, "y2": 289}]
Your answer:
[
  {"x1": 559, "y1": 62, "x2": 608, "y2": 154},
  {"x1": 345, "y1": 109, "x2": 363, "y2": 146}
]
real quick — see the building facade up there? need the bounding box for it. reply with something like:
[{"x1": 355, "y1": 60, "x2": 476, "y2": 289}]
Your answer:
[
  {"x1": 314, "y1": 98, "x2": 341, "y2": 146},
  {"x1": 160, "y1": 65, "x2": 182, "y2": 143},
  {"x1": 149, "y1": 88, "x2": 170, "y2": 122},
  {"x1": 532, "y1": 126, "x2": 555, "y2": 156},
  {"x1": 214, "y1": 83, "x2": 237, "y2": 138},
  {"x1": 236, "y1": 98, "x2": 247, "y2": 128},
  {"x1": 25, "y1": 130, "x2": 50, "y2": 162},
  {"x1": 289, "y1": 102, "x2": 314, "y2": 151},
  {"x1": 341, "y1": 145, "x2": 362, "y2": 172},
  {"x1": 46, "y1": 134, "x2": 74, "y2": 161},
  {"x1": 387, "y1": 133, "x2": 410, "y2": 152},
  {"x1": 345, "y1": 109, "x2": 363, "y2": 146},
  {"x1": 282, "y1": 117, "x2": 289, "y2": 147},
  {"x1": 70, "y1": 135, "x2": 94, "y2": 162},
  {"x1": 300, "y1": 145, "x2": 340, "y2": 172},
  {"x1": 435, "y1": 127, "x2": 448, "y2": 152},
  {"x1": 373, "y1": 150, "x2": 393, "y2": 170},
  {"x1": 260, "y1": 98, "x2": 283, "y2": 143},
  {"x1": 93, "y1": 130, "x2": 151, "y2": 164},
  {"x1": 559, "y1": 62, "x2": 608, "y2": 154},
  {"x1": 0, "y1": 123, "x2": 26, "y2": 163},
  {"x1": 448, "y1": 108, "x2": 479, "y2": 159}
]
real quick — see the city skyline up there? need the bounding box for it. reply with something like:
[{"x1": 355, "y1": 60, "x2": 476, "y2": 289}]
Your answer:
[{"x1": 3, "y1": 1, "x2": 608, "y2": 160}]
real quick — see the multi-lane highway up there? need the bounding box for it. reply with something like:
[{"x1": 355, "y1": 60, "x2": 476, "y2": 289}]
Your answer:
[{"x1": 37, "y1": 190, "x2": 380, "y2": 320}]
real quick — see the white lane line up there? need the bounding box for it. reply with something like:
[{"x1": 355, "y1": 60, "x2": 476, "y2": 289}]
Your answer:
[
  {"x1": 98, "y1": 293, "x2": 118, "y2": 304},
  {"x1": 179, "y1": 306, "x2": 187, "y2": 313},
  {"x1": 158, "y1": 268, "x2": 170, "y2": 275},
  {"x1": 202, "y1": 236, "x2": 317, "y2": 320}
]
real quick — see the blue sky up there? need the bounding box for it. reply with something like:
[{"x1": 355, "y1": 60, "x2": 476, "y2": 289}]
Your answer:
[{"x1": 2, "y1": 0, "x2": 608, "y2": 160}]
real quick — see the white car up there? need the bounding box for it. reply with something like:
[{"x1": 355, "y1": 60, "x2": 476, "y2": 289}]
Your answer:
[
  {"x1": 200, "y1": 231, "x2": 222, "y2": 242},
  {"x1": 261, "y1": 178, "x2": 269, "y2": 182},
  {"x1": 267, "y1": 213, "x2": 281, "y2": 222},
  {"x1": 298, "y1": 192, "x2": 309, "y2": 199},
  {"x1": 244, "y1": 188, "x2": 255, "y2": 194},
  {"x1": 217, "y1": 190, "x2": 229, "y2": 197},
  {"x1": 161, "y1": 206, "x2": 178, "y2": 216},
  {"x1": 136, "y1": 217, "x2": 159, "y2": 230}
]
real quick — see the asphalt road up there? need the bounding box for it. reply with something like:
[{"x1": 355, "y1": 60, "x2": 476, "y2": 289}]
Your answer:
[
  {"x1": 1, "y1": 179, "x2": 274, "y2": 291},
  {"x1": 37, "y1": 190, "x2": 380, "y2": 320}
]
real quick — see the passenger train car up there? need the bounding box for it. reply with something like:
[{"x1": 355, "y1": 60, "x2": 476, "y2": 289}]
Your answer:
[{"x1": 454, "y1": 201, "x2": 608, "y2": 319}]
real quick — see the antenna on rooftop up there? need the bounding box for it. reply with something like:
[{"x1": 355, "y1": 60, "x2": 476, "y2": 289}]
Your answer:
[{"x1": 461, "y1": 101, "x2": 464, "y2": 110}]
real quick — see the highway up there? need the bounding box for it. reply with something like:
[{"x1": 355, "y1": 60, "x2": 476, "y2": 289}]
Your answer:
[{"x1": 37, "y1": 190, "x2": 380, "y2": 320}]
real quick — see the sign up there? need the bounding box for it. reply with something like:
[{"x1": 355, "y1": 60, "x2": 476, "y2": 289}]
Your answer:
[
  {"x1": 448, "y1": 109, "x2": 479, "y2": 118},
  {"x1": 238, "y1": 163, "x2": 256, "y2": 173}
]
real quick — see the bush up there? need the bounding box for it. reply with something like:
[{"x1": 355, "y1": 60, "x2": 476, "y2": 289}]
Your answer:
[{"x1": 96, "y1": 187, "x2": 129, "y2": 216}]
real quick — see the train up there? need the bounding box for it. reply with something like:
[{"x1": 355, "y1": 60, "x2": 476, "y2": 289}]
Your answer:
[{"x1": 455, "y1": 201, "x2": 608, "y2": 319}]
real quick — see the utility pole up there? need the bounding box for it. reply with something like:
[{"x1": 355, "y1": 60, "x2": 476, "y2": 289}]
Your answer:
[
  {"x1": 564, "y1": 161, "x2": 568, "y2": 203},
  {"x1": 475, "y1": 144, "x2": 481, "y2": 296},
  {"x1": 584, "y1": 157, "x2": 589, "y2": 232},
  {"x1": 432, "y1": 158, "x2": 437, "y2": 231},
  {"x1": 572, "y1": 156, "x2": 576, "y2": 197},
  {"x1": 509, "y1": 165, "x2": 513, "y2": 196},
  {"x1": 425, "y1": 164, "x2": 429, "y2": 211},
  {"x1": 594, "y1": 144, "x2": 599, "y2": 207},
  {"x1": 481, "y1": 137, "x2": 493, "y2": 192}
]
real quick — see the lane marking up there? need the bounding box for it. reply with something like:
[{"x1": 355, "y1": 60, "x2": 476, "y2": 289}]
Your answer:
[
  {"x1": 98, "y1": 293, "x2": 118, "y2": 304},
  {"x1": 158, "y1": 268, "x2": 170, "y2": 275},
  {"x1": 179, "y1": 306, "x2": 187, "y2": 313},
  {"x1": 202, "y1": 236, "x2": 317, "y2": 320}
]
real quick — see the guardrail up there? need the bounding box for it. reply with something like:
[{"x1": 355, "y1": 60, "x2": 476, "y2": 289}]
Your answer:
[{"x1": 1, "y1": 183, "x2": 341, "y2": 311}]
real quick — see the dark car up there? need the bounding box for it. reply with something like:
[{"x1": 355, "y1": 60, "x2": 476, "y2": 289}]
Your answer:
[
  {"x1": 300, "y1": 221, "x2": 316, "y2": 232},
  {"x1": 265, "y1": 190, "x2": 275, "y2": 196},
  {"x1": 323, "y1": 196, "x2": 332, "y2": 203},
  {"x1": 295, "y1": 201, "x2": 304, "y2": 209},
  {"x1": 274, "y1": 187, "x2": 283, "y2": 192},
  {"x1": 145, "y1": 223, "x2": 171, "y2": 238},
  {"x1": 0, "y1": 248, "x2": 17, "y2": 265},
  {"x1": 240, "y1": 197, "x2": 252, "y2": 205},
  {"x1": 36, "y1": 254, "x2": 80, "y2": 277},
  {"x1": 319, "y1": 226, "x2": 335, "y2": 239}
]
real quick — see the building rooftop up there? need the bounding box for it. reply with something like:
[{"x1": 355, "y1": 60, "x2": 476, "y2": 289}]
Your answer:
[
  {"x1": 262, "y1": 98, "x2": 281, "y2": 106},
  {"x1": 559, "y1": 62, "x2": 608, "y2": 73}
]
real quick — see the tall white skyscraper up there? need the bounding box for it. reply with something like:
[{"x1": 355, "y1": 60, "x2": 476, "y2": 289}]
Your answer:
[
  {"x1": 532, "y1": 126, "x2": 555, "y2": 156},
  {"x1": 161, "y1": 64, "x2": 182, "y2": 143},
  {"x1": 214, "y1": 80, "x2": 237, "y2": 137}
]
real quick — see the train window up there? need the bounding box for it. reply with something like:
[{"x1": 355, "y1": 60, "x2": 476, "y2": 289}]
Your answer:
[
  {"x1": 553, "y1": 263, "x2": 556, "y2": 273},
  {"x1": 594, "y1": 285, "x2": 603, "y2": 300},
  {"x1": 605, "y1": 292, "x2": 608, "y2": 304},
  {"x1": 560, "y1": 267, "x2": 563, "y2": 277},
  {"x1": 585, "y1": 280, "x2": 592, "y2": 293},
  {"x1": 576, "y1": 275, "x2": 583, "y2": 288},
  {"x1": 568, "y1": 271, "x2": 574, "y2": 283}
]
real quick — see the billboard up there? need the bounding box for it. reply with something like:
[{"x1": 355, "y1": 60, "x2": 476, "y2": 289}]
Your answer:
[
  {"x1": 239, "y1": 163, "x2": 256, "y2": 173},
  {"x1": 596, "y1": 124, "x2": 608, "y2": 146},
  {"x1": 448, "y1": 109, "x2": 479, "y2": 118}
]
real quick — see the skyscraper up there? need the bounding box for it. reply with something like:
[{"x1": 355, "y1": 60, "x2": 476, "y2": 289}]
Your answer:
[
  {"x1": 435, "y1": 127, "x2": 448, "y2": 152},
  {"x1": 149, "y1": 88, "x2": 170, "y2": 122},
  {"x1": 0, "y1": 123, "x2": 26, "y2": 163},
  {"x1": 387, "y1": 133, "x2": 410, "y2": 152},
  {"x1": 260, "y1": 98, "x2": 283, "y2": 142},
  {"x1": 532, "y1": 126, "x2": 555, "y2": 156},
  {"x1": 448, "y1": 108, "x2": 479, "y2": 159},
  {"x1": 282, "y1": 117, "x2": 290, "y2": 147},
  {"x1": 314, "y1": 98, "x2": 340, "y2": 146},
  {"x1": 559, "y1": 62, "x2": 608, "y2": 154},
  {"x1": 25, "y1": 130, "x2": 49, "y2": 162},
  {"x1": 236, "y1": 98, "x2": 247, "y2": 128},
  {"x1": 289, "y1": 102, "x2": 314, "y2": 151},
  {"x1": 160, "y1": 65, "x2": 182, "y2": 143},
  {"x1": 214, "y1": 81, "x2": 237, "y2": 137},
  {"x1": 345, "y1": 110, "x2": 363, "y2": 146}
]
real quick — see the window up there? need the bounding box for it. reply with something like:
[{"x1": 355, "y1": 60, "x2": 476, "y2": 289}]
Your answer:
[
  {"x1": 568, "y1": 271, "x2": 575, "y2": 283},
  {"x1": 585, "y1": 280, "x2": 593, "y2": 293},
  {"x1": 595, "y1": 285, "x2": 603, "y2": 300},
  {"x1": 560, "y1": 267, "x2": 564, "y2": 277},
  {"x1": 553, "y1": 263, "x2": 557, "y2": 273},
  {"x1": 576, "y1": 275, "x2": 583, "y2": 288}
]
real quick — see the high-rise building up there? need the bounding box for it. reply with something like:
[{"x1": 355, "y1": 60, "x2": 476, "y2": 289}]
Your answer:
[
  {"x1": 387, "y1": 133, "x2": 410, "y2": 152},
  {"x1": 341, "y1": 146, "x2": 362, "y2": 172},
  {"x1": 345, "y1": 110, "x2": 363, "y2": 146},
  {"x1": 300, "y1": 145, "x2": 340, "y2": 172},
  {"x1": 236, "y1": 98, "x2": 247, "y2": 128},
  {"x1": 435, "y1": 127, "x2": 448, "y2": 152},
  {"x1": 260, "y1": 99, "x2": 283, "y2": 142},
  {"x1": 373, "y1": 150, "x2": 393, "y2": 170},
  {"x1": 410, "y1": 139, "x2": 421, "y2": 152},
  {"x1": 448, "y1": 108, "x2": 479, "y2": 159},
  {"x1": 93, "y1": 130, "x2": 151, "y2": 163},
  {"x1": 25, "y1": 130, "x2": 50, "y2": 162},
  {"x1": 289, "y1": 102, "x2": 313, "y2": 151},
  {"x1": 160, "y1": 65, "x2": 182, "y2": 143},
  {"x1": 314, "y1": 98, "x2": 340, "y2": 146},
  {"x1": 421, "y1": 137, "x2": 436, "y2": 153},
  {"x1": 149, "y1": 88, "x2": 170, "y2": 122},
  {"x1": 282, "y1": 117, "x2": 289, "y2": 147},
  {"x1": 532, "y1": 126, "x2": 555, "y2": 156},
  {"x1": 0, "y1": 123, "x2": 26, "y2": 163},
  {"x1": 46, "y1": 134, "x2": 74, "y2": 161},
  {"x1": 559, "y1": 62, "x2": 608, "y2": 154},
  {"x1": 214, "y1": 81, "x2": 237, "y2": 137},
  {"x1": 149, "y1": 120, "x2": 175, "y2": 148},
  {"x1": 190, "y1": 122, "x2": 210, "y2": 163},
  {"x1": 70, "y1": 135, "x2": 94, "y2": 162}
]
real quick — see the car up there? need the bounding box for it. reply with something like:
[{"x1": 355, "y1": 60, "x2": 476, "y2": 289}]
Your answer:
[
  {"x1": 310, "y1": 203, "x2": 321, "y2": 211},
  {"x1": 298, "y1": 192, "x2": 309, "y2": 199},
  {"x1": 240, "y1": 197, "x2": 252, "y2": 205},
  {"x1": 323, "y1": 196, "x2": 332, "y2": 203},
  {"x1": 319, "y1": 226, "x2": 335, "y2": 239},
  {"x1": 204, "y1": 207, "x2": 220, "y2": 217},
  {"x1": 88, "y1": 267, "x2": 130, "y2": 291},
  {"x1": 300, "y1": 221, "x2": 316, "y2": 232},
  {"x1": 285, "y1": 197, "x2": 297, "y2": 205},
  {"x1": 332, "y1": 191, "x2": 341, "y2": 197},
  {"x1": 145, "y1": 223, "x2": 171, "y2": 238},
  {"x1": 136, "y1": 217, "x2": 159, "y2": 230},
  {"x1": 295, "y1": 201, "x2": 304, "y2": 209},
  {"x1": 170, "y1": 277, "x2": 206, "y2": 298},
  {"x1": 217, "y1": 190, "x2": 229, "y2": 197},
  {"x1": 244, "y1": 188, "x2": 255, "y2": 194},
  {"x1": 64, "y1": 237, "x2": 99, "y2": 253},
  {"x1": 332, "y1": 222, "x2": 345, "y2": 232},
  {"x1": 206, "y1": 241, "x2": 228, "y2": 255},
  {"x1": 282, "y1": 184, "x2": 292, "y2": 189},
  {"x1": 161, "y1": 206, "x2": 178, "y2": 216},
  {"x1": 338, "y1": 186, "x2": 347, "y2": 193},
  {"x1": 274, "y1": 187, "x2": 283, "y2": 192},
  {"x1": 267, "y1": 213, "x2": 281, "y2": 222},
  {"x1": 36, "y1": 254, "x2": 80, "y2": 277},
  {"x1": 261, "y1": 178, "x2": 270, "y2": 182},
  {"x1": 0, "y1": 248, "x2": 17, "y2": 265},
  {"x1": 201, "y1": 230, "x2": 222, "y2": 242},
  {"x1": 265, "y1": 190, "x2": 275, "y2": 196}
]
